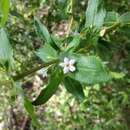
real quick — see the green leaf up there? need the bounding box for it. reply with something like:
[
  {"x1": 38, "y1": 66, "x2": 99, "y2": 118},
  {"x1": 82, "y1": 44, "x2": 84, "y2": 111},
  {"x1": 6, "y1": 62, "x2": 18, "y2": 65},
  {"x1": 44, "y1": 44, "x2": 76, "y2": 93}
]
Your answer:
[
  {"x1": 15, "y1": 84, "x2": 41, "y2": 128},
  {"x1": 51, "y1": 35, "x2": 63, "y2": 50},
  {"x1": 34, "y1": 17, "x2": 52, "y2": 44},
  {"x1": 119, "y1": 12, "x2": 130, "y2": 24},
  {"x1": 36, "y1": 43, "x2": 58, "y2": 63},
  {"x1": 32, "y1": 68, "x2": 63, "y2": 105},
  {"x1": 0, "y1": 0, "x2": 10, "y2": 27},
  {"x1": 0, "y1": 28, "x2": 13, "y2": 67},
  {"x1": 40, "y1": 0, "x2": 46, "y2": 5},
  {"x1": 104, "y1": 11, "x2": 120, "y2": 26},
  {"x1": 110, "y1": 72, "x2": 125, "y2": 79},
  {"x1": 64, "y1": 77, "x2": 85, "y2": 101},
  {"x1": 65, "y1": 35, "x2": 80, "y2": 52},
  {"x1": 34, "y1": 17, "x2": 59, "y2": 50},
  {"x1": 119, "y1": 26, "x2": 130, "y2": 38},
  {"x1": 68, "y1": 54, "x2": 112, "y2": 84},
  {"x1": 24, "y1": 97, "x2": 42, "y2": 128},
  {"x1": 85, "y1": 0, "x2": 106, "y2": 28}
]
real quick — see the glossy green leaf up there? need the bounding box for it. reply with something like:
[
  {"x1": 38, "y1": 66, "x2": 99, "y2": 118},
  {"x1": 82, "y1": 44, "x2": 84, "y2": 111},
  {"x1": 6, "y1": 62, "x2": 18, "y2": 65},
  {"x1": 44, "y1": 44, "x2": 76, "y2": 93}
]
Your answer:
[
  {"x1": 0, "y1": 28, "x2": 13, "y2": 67},
  {"x1": 0, "y1": 0, "x2": 10, "y2": 27},
  {"x1": 64, "y1": 77, "x2": 85, "y2": 101},
  {"x1": 32, "y1": 68, "x2": 63, "y2": 105},
  {"x1": 68, "y1": 54, "x2": 112, "y2": 84},
  {"x1": 65, "y1": 35, "x2": 80, "y2": 52},
  {"x1": 85, "y1": 0, "x2": 106, "y2": 28},
  {"x1": 104, "y1": 11, "x2": 120, "y2": 26},
  {"x1": 36, "y1": 43, "x2": 58, "y2": 63}
]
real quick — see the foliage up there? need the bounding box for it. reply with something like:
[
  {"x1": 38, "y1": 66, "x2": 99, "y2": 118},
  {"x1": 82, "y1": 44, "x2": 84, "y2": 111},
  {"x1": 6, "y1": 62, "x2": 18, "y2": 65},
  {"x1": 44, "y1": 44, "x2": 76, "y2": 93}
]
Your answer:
[{"x1": 0, "y1": 0, "x2": 130, "y2": 129}]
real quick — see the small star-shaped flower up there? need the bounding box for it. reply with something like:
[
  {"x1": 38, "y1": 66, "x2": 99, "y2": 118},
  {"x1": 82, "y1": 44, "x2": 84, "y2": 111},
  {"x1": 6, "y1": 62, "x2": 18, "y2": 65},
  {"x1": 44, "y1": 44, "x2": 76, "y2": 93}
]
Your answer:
[{"x1": 59, "y1": 57, "x2": 76, "y2": 74}]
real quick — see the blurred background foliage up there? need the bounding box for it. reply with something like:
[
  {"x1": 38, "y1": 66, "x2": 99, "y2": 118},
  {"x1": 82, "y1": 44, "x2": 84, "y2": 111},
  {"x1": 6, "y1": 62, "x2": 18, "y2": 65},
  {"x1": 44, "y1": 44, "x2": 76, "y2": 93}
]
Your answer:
[{"x1": 0, "y1": 0, "x2": 130, "y2": 130}]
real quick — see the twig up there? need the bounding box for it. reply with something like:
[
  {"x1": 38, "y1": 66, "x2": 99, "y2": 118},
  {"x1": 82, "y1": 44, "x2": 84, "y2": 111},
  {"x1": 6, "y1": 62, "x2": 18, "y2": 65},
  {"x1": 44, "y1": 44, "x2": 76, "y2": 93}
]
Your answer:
[
  {"x1": 20, "y1": 116, "x2": 28, "y2": 130},
  {"x1": 66, "y1": 16, "x2": 74, "y2": 38},
  {"x1": 66, "y1": 0, "x2": 74, "y2": 37},
  {"x1": 105, "y1": 22, "x2": 120, "y2": 34},
  {"x1": 12, "y1": 60, "x2": 58, "y2": 81}
]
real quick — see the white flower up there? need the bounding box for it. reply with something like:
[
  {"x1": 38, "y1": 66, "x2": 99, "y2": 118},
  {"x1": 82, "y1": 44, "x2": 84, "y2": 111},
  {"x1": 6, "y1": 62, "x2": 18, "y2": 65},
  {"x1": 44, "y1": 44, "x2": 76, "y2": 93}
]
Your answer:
[
  {"x1": 59, "y1": 57, "x2": 76, "y2": 74},
  {"x1": 37, "y1": 68, "x2": 48, "y2": 78}
]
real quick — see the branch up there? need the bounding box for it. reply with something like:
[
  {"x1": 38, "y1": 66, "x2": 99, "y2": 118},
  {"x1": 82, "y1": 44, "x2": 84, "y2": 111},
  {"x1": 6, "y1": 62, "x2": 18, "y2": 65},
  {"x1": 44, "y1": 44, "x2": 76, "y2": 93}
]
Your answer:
[
  {"x1": 105, "y1": 22, "x2": 120, "y2": 34},
  {"x1": 66, "y1": 0, "x2": 74, "y2": 38},
  {"x1": 104, "y1": 22, "x2": 130, "y2": 35},
  {"x1": 66, "y1": 16, "x2": 74, "y2": 37},
  {"x1": 12, "y1": 60, "x2": 57, "y2": 81}
]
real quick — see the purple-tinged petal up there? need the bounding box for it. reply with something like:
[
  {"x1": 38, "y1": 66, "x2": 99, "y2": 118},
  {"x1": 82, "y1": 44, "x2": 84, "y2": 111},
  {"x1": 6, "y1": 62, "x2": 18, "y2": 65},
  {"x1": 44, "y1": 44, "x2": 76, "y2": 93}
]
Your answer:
[
  {"x1": 63, "y1": 67, "x2": 70, "y2": 74},
  {"x1": 69, "y1": 65, "x2": 76, "y2": 72},
  {"x1": 69, "y1": 59, "x2": 76, "y2": 65},
  {"x1": 64, "y1": 57, "x2": 70, "y2": 64}
]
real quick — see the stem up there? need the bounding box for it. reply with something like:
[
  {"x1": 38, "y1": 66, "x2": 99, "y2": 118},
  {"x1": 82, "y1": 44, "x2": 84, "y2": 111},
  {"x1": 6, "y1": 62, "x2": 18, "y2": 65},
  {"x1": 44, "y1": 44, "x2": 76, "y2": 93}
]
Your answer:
[
  {"x1": 12, "y1": 60, "x2": 58, "y2": 81},
  {"x1": 66, "y1": 16, "x2": 74, "y2": 37},
  {"x1": 77, "y1": 44, "x2": 92, "y2": 53},
  {"x1": 105, "y1": 22, "x2": 120, "y2": 34},
  {"x1": 66, "y1": 0, "x2": 74, "y2": 38}
]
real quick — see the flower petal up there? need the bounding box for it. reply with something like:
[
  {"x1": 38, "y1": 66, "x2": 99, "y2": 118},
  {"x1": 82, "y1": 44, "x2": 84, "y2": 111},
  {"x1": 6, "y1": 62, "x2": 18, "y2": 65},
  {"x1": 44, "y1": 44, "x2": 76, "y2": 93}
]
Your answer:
[
  {"x1": 69, "y1": 59, "x2": 76, "y2": 65},
  {"x1": 69, "y1": 65, "x2": 76, "y2": 72},
  {"x1": 63, "y1": 67, "x2": 70, "y2": 74},
  {"x1": 64, "y1": 57, "x2": 69, "y2": 64}
]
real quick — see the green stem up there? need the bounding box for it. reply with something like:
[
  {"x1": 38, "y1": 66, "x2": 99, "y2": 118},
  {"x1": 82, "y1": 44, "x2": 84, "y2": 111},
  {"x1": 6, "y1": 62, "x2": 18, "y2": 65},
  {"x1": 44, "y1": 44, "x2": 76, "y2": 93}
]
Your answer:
[
  {"x1": 12, "y1": 60, "x2": 58, "y2": 81},
  {"x1": 66, "y1": 16, "x2": 74, "y2": 38},
  {"x1": 66, "y1": 0, "x2": 74, "y2": 38},
  {"x1": 105, "y1": 22, "x2": 121, "y2": 34}
]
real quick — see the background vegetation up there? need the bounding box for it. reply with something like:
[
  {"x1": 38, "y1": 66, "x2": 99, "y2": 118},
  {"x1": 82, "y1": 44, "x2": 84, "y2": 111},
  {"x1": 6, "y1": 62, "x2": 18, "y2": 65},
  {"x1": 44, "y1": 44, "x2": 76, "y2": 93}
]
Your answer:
[{"x1": 0, "y1": 0, "x2": 130, "y2": 130}]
